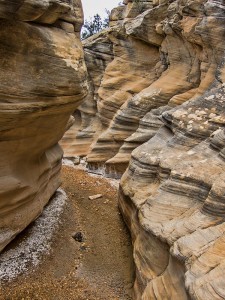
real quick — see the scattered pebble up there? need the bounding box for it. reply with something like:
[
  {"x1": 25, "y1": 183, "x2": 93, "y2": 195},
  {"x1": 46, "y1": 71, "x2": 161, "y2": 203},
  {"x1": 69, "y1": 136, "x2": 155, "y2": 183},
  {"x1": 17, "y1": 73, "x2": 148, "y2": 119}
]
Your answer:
[
  {"x1": 73, "y1": 232, "x2": 84, "y2": 243},
  {"x1": 88, "y1": 194, "x2": 103, "y2": 200}
]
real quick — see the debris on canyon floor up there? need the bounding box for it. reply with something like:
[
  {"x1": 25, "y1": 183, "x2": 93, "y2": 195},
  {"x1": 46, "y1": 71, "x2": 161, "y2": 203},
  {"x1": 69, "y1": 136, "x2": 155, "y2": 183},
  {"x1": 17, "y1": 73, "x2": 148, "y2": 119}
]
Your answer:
[
  {"x1": 72, "y1": 232, "x2": 84, "y2": 243},
  {"x1": 0, "y1": 166, "x2": 134, "y2": 300},
  {"x1": 88, "y1": 194, "x2": 103, "y2": 200}
]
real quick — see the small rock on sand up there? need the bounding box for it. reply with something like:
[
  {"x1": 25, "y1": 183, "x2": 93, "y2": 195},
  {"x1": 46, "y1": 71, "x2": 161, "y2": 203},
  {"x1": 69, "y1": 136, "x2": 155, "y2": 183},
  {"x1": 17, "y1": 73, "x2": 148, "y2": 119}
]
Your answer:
[{"x1": 88, "y1": 194, "x2": 102, "y2": 200}]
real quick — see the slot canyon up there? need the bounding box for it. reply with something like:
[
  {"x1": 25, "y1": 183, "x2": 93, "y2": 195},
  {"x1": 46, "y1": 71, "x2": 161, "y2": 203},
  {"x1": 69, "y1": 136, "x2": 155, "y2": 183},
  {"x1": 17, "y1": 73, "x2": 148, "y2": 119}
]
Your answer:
[{"x1": 0, "y1": 0, "x2": 225, "y2": 299}]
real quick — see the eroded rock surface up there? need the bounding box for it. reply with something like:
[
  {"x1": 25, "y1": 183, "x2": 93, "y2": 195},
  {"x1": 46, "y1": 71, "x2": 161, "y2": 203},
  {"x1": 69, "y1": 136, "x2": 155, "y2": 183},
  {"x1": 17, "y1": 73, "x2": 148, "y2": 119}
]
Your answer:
[
  {"x1": 61, "y1": 29, "x2": 114, "y2": 156},
  {"x1": 0, "y1": 0, "x2": 88, "y2": 252},
  {"x1": 120, "y1": 93, "x2": 225, "y2": 299},
  {"x1": 64, "y1": 0, "x2": 225, "y2": 177},
  {"x1": 61, "y1": 0, "x2": 225, "y2": 299}
]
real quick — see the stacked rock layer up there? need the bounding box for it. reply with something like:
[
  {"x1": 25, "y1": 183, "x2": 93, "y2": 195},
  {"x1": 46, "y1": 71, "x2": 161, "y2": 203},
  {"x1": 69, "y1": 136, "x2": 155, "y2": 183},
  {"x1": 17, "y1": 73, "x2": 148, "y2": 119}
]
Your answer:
[
  {"x1": 0, "y1": 0, "x2": 88, "y2": 252},
  {"x1": 61, "y1": 0, "x2": 225, "y2": 299}
]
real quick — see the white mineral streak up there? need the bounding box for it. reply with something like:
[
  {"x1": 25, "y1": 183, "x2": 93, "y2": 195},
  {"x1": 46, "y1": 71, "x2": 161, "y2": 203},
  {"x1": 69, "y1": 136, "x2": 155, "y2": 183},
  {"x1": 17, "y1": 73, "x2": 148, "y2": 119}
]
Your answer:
[{"x1": 0, "y1": 189, "x2": 67, "y2": 282}]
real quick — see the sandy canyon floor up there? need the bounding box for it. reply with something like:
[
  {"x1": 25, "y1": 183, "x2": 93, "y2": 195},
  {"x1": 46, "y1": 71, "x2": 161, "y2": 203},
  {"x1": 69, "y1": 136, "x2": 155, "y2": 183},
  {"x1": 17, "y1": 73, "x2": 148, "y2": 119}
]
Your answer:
[{"x1": 0, "y1": 166, "x2": 134, "y2": 300}]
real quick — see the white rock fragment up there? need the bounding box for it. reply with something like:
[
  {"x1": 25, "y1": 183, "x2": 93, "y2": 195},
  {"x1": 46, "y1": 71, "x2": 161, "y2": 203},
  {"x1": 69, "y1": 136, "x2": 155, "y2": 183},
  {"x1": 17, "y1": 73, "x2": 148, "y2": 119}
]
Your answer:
[
  {"x1": 62, "y1": 158, "x2": 75, "y2": 167},
  {"x1": 198, "y1": 111, "x2": 207, "y2": 116},
  {"x1": 187, "y1": 150, "x2": 196, "y2": 155},
  {"x1": 205, "y1": 95, "x2": 215, "y2": 100},
  {"x1": 209, "y1": 113, "x2": 217, "y2": 118},
  {"x1": 88, "y1": 194, "x2": 103, "y2": 200}
]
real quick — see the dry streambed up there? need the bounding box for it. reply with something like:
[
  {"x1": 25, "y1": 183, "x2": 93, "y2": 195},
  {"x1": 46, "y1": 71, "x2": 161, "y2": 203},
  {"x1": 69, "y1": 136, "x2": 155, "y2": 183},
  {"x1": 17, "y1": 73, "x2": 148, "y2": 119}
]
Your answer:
[{"x1": 0, "y1": 166, "x2": 134, "y2": 300}]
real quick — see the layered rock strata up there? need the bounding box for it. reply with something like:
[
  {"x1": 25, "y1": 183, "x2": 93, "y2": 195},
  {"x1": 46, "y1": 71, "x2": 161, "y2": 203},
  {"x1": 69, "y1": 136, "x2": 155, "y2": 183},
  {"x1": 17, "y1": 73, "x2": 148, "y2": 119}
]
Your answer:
[
  {"x1": 120, "y1": 88, "x2": 225, "y2": 299},
  {"x1": 60, "y1": 30, "x2": 114, "y2": 156},
  {"x1": 65, "y1": 0, "x2": 223, "y2": 177},
  {"x1": 118, "y1": 1, "x2": 225, "y2": 299},
  {"x1": 60, "y1": 0, "x2": 225, "y2": 299},
  {"x1": 61, "y1": 0, "x2": 164, "y2": 162},
  {"x1": 0, "y1": 0, "x2": 88, "y2": 252}
]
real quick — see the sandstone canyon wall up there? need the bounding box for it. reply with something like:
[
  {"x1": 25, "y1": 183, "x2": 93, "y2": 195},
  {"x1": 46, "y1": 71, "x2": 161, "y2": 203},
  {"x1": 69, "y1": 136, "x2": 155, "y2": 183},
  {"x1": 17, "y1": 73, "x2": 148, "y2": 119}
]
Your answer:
[
  {"x1": 0, "y1": 0, "x2": 88, "y2": 252},
  {"x1": 61, "y1": 0, "x2": 225, "y2": 299}
]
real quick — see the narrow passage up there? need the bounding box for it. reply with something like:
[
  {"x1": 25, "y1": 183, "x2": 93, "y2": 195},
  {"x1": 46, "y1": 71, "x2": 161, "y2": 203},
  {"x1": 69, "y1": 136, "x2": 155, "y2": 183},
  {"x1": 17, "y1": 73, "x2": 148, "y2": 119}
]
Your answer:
[{"x1": 0, "y1": 166, "x2": 134, "y2": 300}]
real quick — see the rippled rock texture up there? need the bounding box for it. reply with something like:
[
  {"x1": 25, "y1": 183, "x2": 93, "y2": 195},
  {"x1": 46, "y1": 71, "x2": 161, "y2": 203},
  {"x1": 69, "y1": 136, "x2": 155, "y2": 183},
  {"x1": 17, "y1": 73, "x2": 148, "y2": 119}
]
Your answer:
[
  {"x1": 62, "y1": 0, "x2": 225, "y2": 299},
  {"x1": 119, "y1": 1, "x2": 225, "y2": 299},
  {"x1": 0, "y1": 0, "x2": 88, "y2": 252},
  {"x1": 60, "y1": 29, "x2": 114, "y2": 157},
  {"x1": 64, "y1": 0, "x2": 225, "y2": 177}
]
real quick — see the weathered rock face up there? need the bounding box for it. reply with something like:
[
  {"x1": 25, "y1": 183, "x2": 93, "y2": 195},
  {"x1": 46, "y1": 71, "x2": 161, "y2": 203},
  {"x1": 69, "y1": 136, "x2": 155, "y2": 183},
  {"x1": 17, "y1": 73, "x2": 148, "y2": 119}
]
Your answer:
[
  {"x1": 119, "y1": 1, "x2": 225, "y2": 299},
  {"x1": 60, "y1": 0, "x2": 225, "y2": 299},
  {"x1": 60, "y1": 29, "x2": 114, "y2": 157},
  {"x1": 120, "y1": 93, "x2": 225, "y2": 299},
  {"x1": 0, "y1": 0, "x2": 88, "y2": 252},
  {"x1": 61, "y1": 1, "x2": 163, "y2": 161},
  {"x1": 64, "y1": 0, "x2": 221, "y2": 176}
]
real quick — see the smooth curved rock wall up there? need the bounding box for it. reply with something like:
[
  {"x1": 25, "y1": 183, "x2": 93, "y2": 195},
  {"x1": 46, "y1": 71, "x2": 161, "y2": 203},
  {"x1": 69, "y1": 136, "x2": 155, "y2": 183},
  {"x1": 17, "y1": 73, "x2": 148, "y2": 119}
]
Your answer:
[
  {"x1": 0, "y1": 0, "x2": 88, "y2": 252},
  {"x1": 61, "y1": 0, "x2": 225, "y2": 299},
  {"x1": 60, "y1": 29, "x2": 114, "y2": 156},
  {"x1": 64, "y1": 0, "x2": 225, "y2": 176}
]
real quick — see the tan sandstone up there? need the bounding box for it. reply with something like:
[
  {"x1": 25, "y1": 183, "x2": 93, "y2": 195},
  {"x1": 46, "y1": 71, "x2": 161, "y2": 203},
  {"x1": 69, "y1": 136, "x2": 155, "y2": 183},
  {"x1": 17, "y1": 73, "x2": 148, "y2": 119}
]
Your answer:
[
  {"x1": 0, "y1": 0, "x2": 88, "y2": 252},
  {"x1": 60, "y1": 1, "x2": 225, "y2": 299}
]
